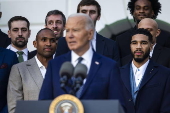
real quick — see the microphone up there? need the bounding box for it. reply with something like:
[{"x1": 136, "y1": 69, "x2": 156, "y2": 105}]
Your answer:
[
  {"x1": 59, "y1": 62, "x2": 74, "y2": 93},
  {"x1": 73, "y1": 63, "x2": 87, "y2": 92}
]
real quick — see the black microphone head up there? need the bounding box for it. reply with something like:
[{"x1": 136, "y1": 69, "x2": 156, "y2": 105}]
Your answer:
[
  {"x1": 74, "y1": 63, "x2": 87, "y2": 79},
  {"x1": 59, "y1": 62, "x2": 74, "y2": 79}
]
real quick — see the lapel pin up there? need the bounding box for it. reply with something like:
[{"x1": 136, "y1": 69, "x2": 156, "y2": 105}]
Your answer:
[
  {"x1": 150, "y1": 69, "x2": 154, "y2": 73},
  {"x1": 95, "y1": 61, "x2": 99, "y2": 65}
]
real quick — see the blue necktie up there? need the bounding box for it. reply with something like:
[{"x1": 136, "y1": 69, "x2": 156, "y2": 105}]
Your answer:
[{"x1": 76, "y1": 57, "x2": 84, "y2": 98}]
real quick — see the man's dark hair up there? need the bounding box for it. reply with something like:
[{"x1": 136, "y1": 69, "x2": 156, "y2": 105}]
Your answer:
[
  {"x1": 128, "y1": 0, "x2": 161, "y2": 19},
  {"x1": 8, "y1": 16, "x2": 30, "y2": 30},
  {"x1": 36, "y1": 28, "x2": 54, "y2": 41},
  {"x1": 45, "y1": 10, "x2": 66, "y2": 26},
  {"x1": 131, "y1": 28, "x2": 153, "y2": 43},
  {"x1": 77, "y1": 0, "x2": 101, "y2": 18}
]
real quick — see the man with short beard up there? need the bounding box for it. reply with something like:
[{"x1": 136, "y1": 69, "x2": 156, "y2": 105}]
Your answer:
[
  {"x1": 120, "y1": 28, "x2": 170, "y2": 113},
  {"x1": 30, "y1": 10, "x2": 66, "y2": 57},
  {"x1": 7, "y1": 16, "x2": 34, "y2": 62}
]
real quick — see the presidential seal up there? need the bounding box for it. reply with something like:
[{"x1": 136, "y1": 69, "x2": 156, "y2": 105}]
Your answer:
[{"x1": 49, "y1": 94, "x2": 84, "y2": 113}]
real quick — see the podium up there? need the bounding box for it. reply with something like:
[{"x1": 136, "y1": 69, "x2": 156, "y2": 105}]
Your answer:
[{"x1": 15, "y1": 100, "x2": 124, "y2": 113}]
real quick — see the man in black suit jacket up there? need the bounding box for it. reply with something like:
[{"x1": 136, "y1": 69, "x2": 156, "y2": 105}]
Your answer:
[
  {"x1": 30, "y1": 10, "x2": 66, "y2": 57},
  {"x1": 0, "y1": 11, "x2": 11, "y2": 48},
  {"x1": 7, "y1": 16, "x2": 34, "y2": 62},
  {"x1": 121, "y1": 18, "x2": 170, "y2": 68},
  {"x1": 116, "y1": 0, "x2": 170, "y2": 58},
  {"x1": 55, "y1": 0, "x2": 120, "y2": 61},
  {"x1": 120, "y1": 28, "x2": 170, "y2": 113}
]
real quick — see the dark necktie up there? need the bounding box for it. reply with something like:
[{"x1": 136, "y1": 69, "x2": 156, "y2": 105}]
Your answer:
[
  {"x1": 16, "y1": 51, "x2": 24, "y2": 62},
  {"x1": 76, "y1": 57, "x2": 84, "y2": 98},
  {"x1": 77, "y1": 57, "x2": 83, "y2": 65}
]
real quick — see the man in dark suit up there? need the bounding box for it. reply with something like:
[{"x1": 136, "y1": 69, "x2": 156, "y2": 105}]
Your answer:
[
  {"x1": 121, "y1": 18, "x2": 170, "y2": 68},
  {"x1": 30, "y1": 10, "x2": 66, "y2": 57},
  {"x1": 116, "y1": 0, "x2": 170, "y2": 58},
  {"x1": 7, "y1": 16, "x2": 34, "y2": 62},
  {"x1": 39, "y1": 13, "x2": 124, "y2": 106},
  {"x1": 120, "y1": 28, "x2": 170, "y2": 113},
  {"x1": 55, "y1": 0, "x2": 120, "y2": 61},
  {"x1": 0, "y1": 47, "x2": 18, "y2": 113},
  {"x1": 0, "y1": 11, "x2": 11, "y2": 48}
]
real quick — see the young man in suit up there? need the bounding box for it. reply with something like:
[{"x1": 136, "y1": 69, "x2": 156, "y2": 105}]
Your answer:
[
  {"x1": 55, "y1": 0, "x2": 120, "y2": 61},
  {"x1": 7, "y1": 28, "x2": 57, "y2": 113},
  {"x1": 121, "y1": 18, "x2": 170, "y2": 68},
  {"x1": 7, "y1": 16, "x2": 34, "y2": 62},
  {"x1": 116, "y1": 0, "x2": 170, "y2": 58},
  {"x1": 0, "y1": 11, "x2": 11, "y2": 48},
  {"x1": 39, "y1": 13, "x2": 124, "y2": 107},
  {"x1": 30, "y1": 10, "x2": 66, "y2": 56},
  {"x1": 120, "y1": 28, "x2": 170, "y2": 113},
  {"x1": 0, "y1": 48, "x2": 18, "y2": 113}
]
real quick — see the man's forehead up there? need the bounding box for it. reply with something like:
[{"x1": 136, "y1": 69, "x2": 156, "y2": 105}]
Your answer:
[
  {"x1": 132, "y1": 34, "x2": 149, "y2": 40},
  {"x1": 135, "y1": 0, "x2": 151, "y2": 7},
  {"x1": 47, "y1": 15, "x2": 62, "y2": 21},
  {"x1": 80, "y1": 5, "x2": 97, "y2": 11},
  {"x1": 11, "y1": 20, "x2": 28, "y2": 27}
]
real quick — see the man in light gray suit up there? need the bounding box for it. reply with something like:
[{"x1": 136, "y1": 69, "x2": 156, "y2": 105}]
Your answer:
[{"x1": 7, "y1": 28, "x2": 57, "y2": 113}]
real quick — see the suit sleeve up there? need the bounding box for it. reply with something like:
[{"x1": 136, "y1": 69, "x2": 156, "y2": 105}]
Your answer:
[
  {"x1": 39, "y1": 60, "x2": 53, "y2": 100},
  {"x1": 7, "y1": 64, "x2": 23, "y2": 113}
]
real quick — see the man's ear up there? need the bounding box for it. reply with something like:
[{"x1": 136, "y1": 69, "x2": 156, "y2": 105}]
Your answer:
[
  {"x1": 28, "y1": 30, "x2": 31, "y2": 38},
  {"x1": 8, "y1": 30, "x2": 11, "y2": 38},
  {"x1": 33, "y1": 40, "x2": 37, "y2": 48},
  {"x1": 88, "y1": 29, "x2": 94, "y2": 40},
  {"x1": 156, "y1": 29, "x2": 161, "y2": 37}
]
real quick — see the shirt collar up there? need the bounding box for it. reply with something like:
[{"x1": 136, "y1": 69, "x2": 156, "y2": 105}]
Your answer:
[
  {"x1": 7, "y1": 44, "x2": 28, "y2": 55},
  {"x1": 71, "y1": 46, "x2": 93, "y2": 67},
  {"x1": 93, "y1": 31, "x2": 97, "y2": 40},
  {"x1": 132, "y1": 59, "x2": 150, "y2": 75},
  {"x1": 35, "y1": 55, "x2": 45, "y2": 68},
  {"x1": 150, "y1": 43, "x2": 156, "y2": 57}
]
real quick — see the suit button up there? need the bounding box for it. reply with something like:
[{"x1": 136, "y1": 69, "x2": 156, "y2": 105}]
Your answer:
[{"x1": 128, "y1": 99, "x2": 132, "y2": 101}]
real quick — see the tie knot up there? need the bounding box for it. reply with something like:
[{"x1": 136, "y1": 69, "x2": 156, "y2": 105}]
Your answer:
[
  {"x1": 77, "y1": 57, "x2": 83, "y2": 64},
  {"x1": 17, "y1": 51, "x2": 24, "y2": 55}
]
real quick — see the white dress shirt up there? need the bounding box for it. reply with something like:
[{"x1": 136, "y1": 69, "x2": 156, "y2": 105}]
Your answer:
[
  {"x1": 150, "y1": 43, "x2": 156, "y2": 58},
  {"x1": 91, "y1": 31, "x2": 96, "y2": 51},
  {"x1": 35, "y1": 56, "x2": 46, "y2": 78},
  {"x1": 71, "y1": 46, "x2": 93, "y2": 84},
  {"x1": 7, "y1": 44, "x2": 28, "y2": 61},
  {"x1": 132, "y1": 59, "x2": 149, "y2": 87}
]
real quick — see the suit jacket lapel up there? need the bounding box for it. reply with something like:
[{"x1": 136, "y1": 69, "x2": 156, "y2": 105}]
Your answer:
[
  {"x1": 151, "y1": 44, "x2": 162, "y2": 61},
  {"x1": 26, "y1": 57, "x2": 43, "y2": 90},
  {"x1": 96, "y1": 33, "x2": 105, "y2": 54},
  {"x1": 120, "y1": 63, "x2": 131, "y2": 93},
  {"x1": 80, "y1": 52, "x2": 101, "y2": 98},
  {"x1": 139, "y1": 60, "x2": 158, "y2": 90}
]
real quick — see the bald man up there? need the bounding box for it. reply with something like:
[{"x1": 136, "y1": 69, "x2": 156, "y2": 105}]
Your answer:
[
  {"x1": 7, "y1": 28, "x2": 57, "y2": 113},
  {"x1": 121, "y1": 18, "x2": 170, "y2": 68}
]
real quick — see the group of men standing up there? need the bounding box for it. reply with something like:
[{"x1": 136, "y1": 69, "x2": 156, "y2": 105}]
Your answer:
[{"x1": 0, "y1": 0, "x2": 170, "y2": 113}]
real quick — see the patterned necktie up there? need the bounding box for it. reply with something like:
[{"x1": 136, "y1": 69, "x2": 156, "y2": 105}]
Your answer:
[
  {"x1": 76, "y1": 57, "x2": 84, "y2": 98},
  {"x1": 16, "y1": 51, "x2": 24, "y2": 62}
]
